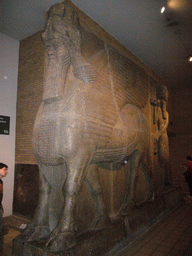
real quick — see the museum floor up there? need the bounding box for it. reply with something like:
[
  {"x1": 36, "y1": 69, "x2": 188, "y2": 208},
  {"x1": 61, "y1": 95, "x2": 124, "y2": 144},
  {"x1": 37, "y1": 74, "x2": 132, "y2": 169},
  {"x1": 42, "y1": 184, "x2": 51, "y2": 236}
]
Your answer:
[{"x1": 0, "y1": 193, "x2": 192, "y2": 256}]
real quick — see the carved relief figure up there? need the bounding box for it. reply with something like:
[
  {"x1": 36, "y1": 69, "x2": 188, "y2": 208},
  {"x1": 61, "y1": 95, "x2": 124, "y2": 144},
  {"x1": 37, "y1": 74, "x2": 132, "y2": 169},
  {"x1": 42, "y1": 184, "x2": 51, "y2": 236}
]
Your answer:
[
  {"x1": 20, "y1": 2, "x2": 154, "y2": 252},
  {"x1": 154, "y1": 84, "x2": 171, "y2": 191}
]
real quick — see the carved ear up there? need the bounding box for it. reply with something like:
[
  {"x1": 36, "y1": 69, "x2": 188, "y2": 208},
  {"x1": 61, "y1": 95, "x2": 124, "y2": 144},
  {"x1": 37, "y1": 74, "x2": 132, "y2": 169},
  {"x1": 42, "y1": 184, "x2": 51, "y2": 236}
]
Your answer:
[{"x1": 72, "y1": 57, "x2": 97, "y2": 84}]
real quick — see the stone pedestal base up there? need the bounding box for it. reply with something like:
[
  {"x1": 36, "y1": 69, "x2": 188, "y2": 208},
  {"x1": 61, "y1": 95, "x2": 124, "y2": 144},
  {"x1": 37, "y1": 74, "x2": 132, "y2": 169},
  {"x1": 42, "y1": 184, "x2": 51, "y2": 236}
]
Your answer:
[{"x1": 13, "y1": 187, "x2": 183, "y2": 256}]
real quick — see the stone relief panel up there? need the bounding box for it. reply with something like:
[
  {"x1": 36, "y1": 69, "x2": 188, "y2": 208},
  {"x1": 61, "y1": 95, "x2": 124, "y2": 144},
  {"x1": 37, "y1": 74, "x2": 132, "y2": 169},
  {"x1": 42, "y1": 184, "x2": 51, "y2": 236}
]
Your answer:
[{"x1": 13, "y1": 1, "x2": 175, "y2": 255}]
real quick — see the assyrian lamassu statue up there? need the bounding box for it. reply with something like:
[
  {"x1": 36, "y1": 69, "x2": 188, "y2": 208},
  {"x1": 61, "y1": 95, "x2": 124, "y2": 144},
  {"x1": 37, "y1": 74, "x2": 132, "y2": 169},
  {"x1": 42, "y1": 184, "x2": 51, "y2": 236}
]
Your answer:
[{"x1": 19, "y1": 1, "x2": 157, "y2": 252}]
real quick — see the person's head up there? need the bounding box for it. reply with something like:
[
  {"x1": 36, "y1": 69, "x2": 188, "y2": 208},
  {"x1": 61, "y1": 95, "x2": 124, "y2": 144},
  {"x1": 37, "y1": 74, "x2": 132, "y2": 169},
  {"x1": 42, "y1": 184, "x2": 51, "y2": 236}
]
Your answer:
[
  {"x1": 0, "y1": 163, "x2": 8, "y2": 178},
  {"x1": 187, "y1": 156, "x2": 192, "y2": 161}
]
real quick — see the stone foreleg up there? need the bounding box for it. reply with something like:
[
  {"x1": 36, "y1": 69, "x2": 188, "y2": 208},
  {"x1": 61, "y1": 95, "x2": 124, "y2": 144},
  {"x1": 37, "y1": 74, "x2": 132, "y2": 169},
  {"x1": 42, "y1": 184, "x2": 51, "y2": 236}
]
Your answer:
[
  {"x1": 45, "y1": 147, "x2": 95, "y2": 252},
  {"x1": 19, "y1": 165, "x2": 51, "y2": 241}
]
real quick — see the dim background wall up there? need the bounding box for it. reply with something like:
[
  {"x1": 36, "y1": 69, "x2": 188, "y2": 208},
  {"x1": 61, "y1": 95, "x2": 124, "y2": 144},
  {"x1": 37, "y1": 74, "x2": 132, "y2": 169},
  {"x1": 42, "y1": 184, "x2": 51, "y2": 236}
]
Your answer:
[
  {"x1": 169, "y1": 86, "x2": 192, "y2": 191},
  {"x1": 0, "y1": 32, "x2": 19, "y2": 216}
]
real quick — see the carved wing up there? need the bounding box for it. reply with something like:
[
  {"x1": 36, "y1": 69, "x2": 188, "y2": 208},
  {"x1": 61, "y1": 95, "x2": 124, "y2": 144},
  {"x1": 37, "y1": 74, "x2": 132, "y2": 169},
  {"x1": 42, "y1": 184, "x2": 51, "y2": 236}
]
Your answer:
[
  {"x1": 107, "y1": 47, "x2": 149, "y2": 109},
  {"x1": 81, "y1": 28, "x2": 149, "y2": 109}
]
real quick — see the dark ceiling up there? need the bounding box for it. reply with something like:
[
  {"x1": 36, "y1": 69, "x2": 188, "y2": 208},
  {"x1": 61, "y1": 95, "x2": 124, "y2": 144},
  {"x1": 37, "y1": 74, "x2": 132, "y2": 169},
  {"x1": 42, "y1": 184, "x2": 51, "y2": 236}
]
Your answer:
[{"x1": 1, "y1": 0, "x2": 192, "y2": 88}]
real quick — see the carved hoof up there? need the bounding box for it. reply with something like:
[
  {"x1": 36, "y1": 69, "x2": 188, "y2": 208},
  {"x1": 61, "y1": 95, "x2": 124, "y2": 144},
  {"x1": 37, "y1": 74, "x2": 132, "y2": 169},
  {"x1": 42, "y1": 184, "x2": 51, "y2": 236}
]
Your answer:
[
  {"x1": 146, "y1": 192, "x2": 155, "y2": 202},
  {"x1": 91, "y1": 215, "x2": 111, "y2": 230},
  {"x1": 119, "y1": 203, "x2": 134, "y2": 215},
  {"x1": 46, "y1": 231, "x2": 77, "y2": 252},
  {"x1": 18, "y1": 227, "x2": 35, "y2": 241},
  {"x1": 19, "y1": 225, "x2": 50, "y2": 242},
  {"x1": 164, "y1": 183, "x2": 172, "y2": 190}
]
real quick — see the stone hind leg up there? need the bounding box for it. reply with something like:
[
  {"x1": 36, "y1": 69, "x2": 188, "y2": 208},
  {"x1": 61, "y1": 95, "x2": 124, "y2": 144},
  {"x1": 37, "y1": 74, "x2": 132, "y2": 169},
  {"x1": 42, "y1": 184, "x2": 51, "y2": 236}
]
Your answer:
[
  {"x1": 120, "y1": 150, "x2": 140, "y2": 214},
  {"x1": 85, "y1": 164, "x2": 111, "y2": 230},
  {"x1": 140, "y1": 161, "x2": 154, "y2": 201}
]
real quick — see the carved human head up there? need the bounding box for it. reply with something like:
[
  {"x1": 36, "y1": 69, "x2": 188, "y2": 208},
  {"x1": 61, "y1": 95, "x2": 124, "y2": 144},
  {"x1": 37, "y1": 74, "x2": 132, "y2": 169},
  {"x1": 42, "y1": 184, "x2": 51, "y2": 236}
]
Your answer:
[
  {"x1": 156, "y1": 84, "x2": 168, "y2": 102},
  {"x1": 43, "y1": 1, "x2": 80, "y2": 45}
]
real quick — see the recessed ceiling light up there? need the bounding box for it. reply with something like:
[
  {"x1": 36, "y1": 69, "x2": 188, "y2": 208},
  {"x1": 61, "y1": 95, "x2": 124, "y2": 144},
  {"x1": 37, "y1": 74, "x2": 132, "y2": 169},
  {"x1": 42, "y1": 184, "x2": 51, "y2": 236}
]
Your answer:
[
  {"x1": 161, "y1": 6, "x2": 166, "y2": 13},
  {"x1": 189, "y1": 57, "x2": 192, "y2": 62}
]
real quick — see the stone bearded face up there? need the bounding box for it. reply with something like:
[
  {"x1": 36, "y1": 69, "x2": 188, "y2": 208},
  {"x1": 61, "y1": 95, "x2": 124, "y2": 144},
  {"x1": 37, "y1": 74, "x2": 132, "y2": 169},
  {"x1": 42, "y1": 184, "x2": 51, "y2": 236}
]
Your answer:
[{"x1": 42, "y1": 3, "x2": 96, "y2": 85}]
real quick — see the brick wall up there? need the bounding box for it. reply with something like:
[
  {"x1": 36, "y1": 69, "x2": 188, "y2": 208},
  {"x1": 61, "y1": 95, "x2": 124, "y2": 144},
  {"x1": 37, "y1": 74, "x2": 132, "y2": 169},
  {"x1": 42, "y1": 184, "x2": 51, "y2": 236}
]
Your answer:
[{"x1": 15, "y1": 31, "x2": 44, "y2": 164}]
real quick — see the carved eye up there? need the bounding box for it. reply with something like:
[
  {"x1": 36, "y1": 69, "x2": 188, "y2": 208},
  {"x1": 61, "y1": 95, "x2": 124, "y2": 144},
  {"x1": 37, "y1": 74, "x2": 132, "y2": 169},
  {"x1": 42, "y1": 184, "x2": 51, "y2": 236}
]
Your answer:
[
  {"x1": 43, "y1": 41, "x2": 54, "y2": 55},
  {"x1": 52, "y1": 41, "x2": 60, "y2": 49},
  {"x1": 65, "y1": 31, "x2": 69, "y2": 38},
  {"x1": 44, "y1": 43, "x2": 51, "y2": 50}
]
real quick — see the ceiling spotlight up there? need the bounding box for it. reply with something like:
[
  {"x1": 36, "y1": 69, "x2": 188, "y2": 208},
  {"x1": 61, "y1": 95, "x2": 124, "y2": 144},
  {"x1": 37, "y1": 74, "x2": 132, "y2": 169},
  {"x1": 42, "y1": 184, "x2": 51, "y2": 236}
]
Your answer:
[
  {"x1": 161, "y1": 6, "x2": 166, "y2": 13},
  {"x1": 189, "y1": 57, "x2": 192, "y2": 62}
]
